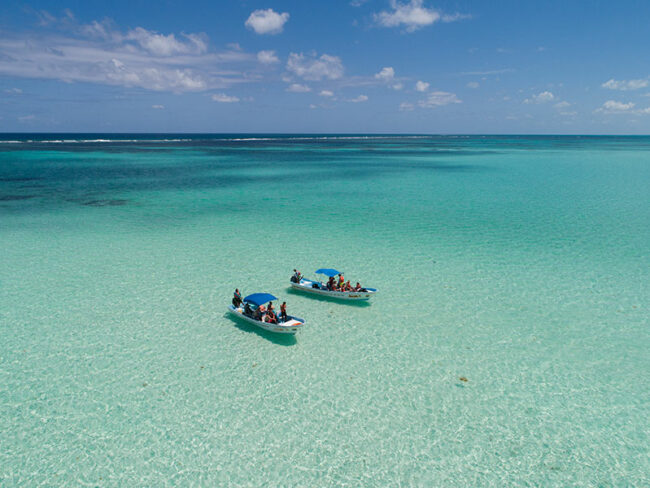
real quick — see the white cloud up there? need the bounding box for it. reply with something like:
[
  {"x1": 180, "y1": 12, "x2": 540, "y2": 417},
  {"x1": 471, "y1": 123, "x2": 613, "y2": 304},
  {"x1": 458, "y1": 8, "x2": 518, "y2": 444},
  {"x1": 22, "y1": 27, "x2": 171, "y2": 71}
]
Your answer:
[
  {"x1": 466, "y1": 81, "x2": 479, "y2": 89},
  {"x1": 460, "y1": 68, "x2": 514, "y2": 76},
  {"x1": 18, "y1": 114, "x2": 35, "y2": 121},
  {"x1": 212, "y1": 93, "x2": 240, "y2": 102},
  {"x1": 319, "y1": 90, "x2": 334, "y2": 97},
  {"x1": 286, "y1": 52, "x2": 344, "y2": 81},
  {"x1": 595, "y1": 100, "x2": 635, "y2": 113},
  {"x1": 152, "y1": 104, "x2": 164, "y2": 109},
  {"x1": 374, "y1": 67, "x2": 403, "y2": 90},
  {"x1": 374, "y1": 67, "x2": 395, "y2": 81},
  {"x1": 257, "y1": 50, "x2": 279, "y2": 64},
  {"x1": 309, "y1": 104, "x2": 318, "y2": 109},
  {"x1": 524, "y1": 91, "x2": 555, "y2": 104},
  {"x1": 348, "y1": 94, "x2": 368, "y2": 103},
  {"x1": 245, "y1": 9, "x2": 289, "y2": 35},
  {"x1": 441, "y1": 13, "x2": 472, "y2": 22},
  {"x1": 4, "y1": 87, "x2": 22, "y2": 94},
  {"x1": 554, "y1": 101, "x2": 570, "y2": 109},
  {"x1": 374, "y1": 1, "x2": 468, "y2": 32},
  {"x1": 418, "y1": 91, "x2": 461, "y2": 108},
  {"x1": 0, "y1": 20, "x2": 255, "y2": 93},
  {"x1": 399, "y1": 102, "x2": 414, "y2": 111},
  {"x1": 126, "y1": 27, "x2": 207, "y2": 56},
  {"x1": 374, "y1": 0, "x2": 440, "y2": 32},
  {"x1": 415, "y1": 80, "x2": 429, "y2": 92},
  {"x1": 602, "y1": 78, "x2": 649, "y2": 91},
  {"x1": 286, "y1": 83, "x2": 311, "y2": 93}
]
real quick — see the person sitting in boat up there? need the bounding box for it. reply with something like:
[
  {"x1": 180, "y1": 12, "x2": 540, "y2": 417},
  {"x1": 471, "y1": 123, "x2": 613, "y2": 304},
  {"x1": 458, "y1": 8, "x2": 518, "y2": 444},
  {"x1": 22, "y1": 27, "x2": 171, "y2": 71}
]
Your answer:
[
  {"x1": 344, "y1": 280, "x2": 352, "y2": 292},
  {"x1": 327, "y1": 276, "x2": 335, "y2": 291},
  {"x1": 232, "y1": 289, "x2": 243, "y2": 307},
  {"x1": 280, "y1": 302, "x2": 288, "y2": 322},
  {"x1": 268, "y1": 309, "x2": 277, "y2": 324},
  {"x1": 266, "y1": 302, "x2": 277, "y2": 323},
  {"x1": 244, "y1": 302, "x2": 253, "y2": 316},
  {"x1": 255, "y1": 305, "x2": 264, "y2": 321},
  {"x1": 354, "y1": 282, "x2": 362, "y2": 292},
  {"x1": 290, "y1": 269, "x2": 302, "y2": 283}
]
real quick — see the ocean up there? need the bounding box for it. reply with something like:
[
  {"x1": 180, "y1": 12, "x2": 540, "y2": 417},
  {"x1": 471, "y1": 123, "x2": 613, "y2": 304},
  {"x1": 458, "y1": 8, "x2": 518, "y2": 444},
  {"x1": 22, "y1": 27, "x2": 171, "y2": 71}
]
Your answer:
[{"x1": 1, "y1": 134, "x2": 648, "y2": 486}]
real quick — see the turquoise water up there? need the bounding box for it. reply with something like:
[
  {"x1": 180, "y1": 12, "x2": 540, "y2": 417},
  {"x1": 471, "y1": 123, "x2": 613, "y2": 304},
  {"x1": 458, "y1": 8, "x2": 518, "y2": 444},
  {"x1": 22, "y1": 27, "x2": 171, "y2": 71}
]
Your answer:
[{"x1": 1, "y1": 135, "x2": 648, "y2": 486}]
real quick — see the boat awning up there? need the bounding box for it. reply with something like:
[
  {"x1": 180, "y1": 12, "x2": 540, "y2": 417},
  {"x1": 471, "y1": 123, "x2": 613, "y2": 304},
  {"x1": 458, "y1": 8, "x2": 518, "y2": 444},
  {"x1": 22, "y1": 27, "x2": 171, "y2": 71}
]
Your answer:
[
  {"x1": 243, "y1": 293, "x2": 278, "y2": 306},
  {"x1": 315, "y1": 268, "x2": 342, "y2": 277}
]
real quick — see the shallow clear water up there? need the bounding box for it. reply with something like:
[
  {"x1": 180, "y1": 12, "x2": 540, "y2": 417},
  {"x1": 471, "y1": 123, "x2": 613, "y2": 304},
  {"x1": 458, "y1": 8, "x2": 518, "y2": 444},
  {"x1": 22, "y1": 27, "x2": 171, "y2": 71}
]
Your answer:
[{"x1": 1, "y1": 135, "x2": 648, "y2": 486}]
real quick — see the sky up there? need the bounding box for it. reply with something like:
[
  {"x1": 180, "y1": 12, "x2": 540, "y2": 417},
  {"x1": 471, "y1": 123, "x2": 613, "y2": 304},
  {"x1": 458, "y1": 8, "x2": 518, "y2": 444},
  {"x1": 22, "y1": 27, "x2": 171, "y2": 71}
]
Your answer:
[{"x1": 1, "y1": 0, "x2": 649, "y2": 134}]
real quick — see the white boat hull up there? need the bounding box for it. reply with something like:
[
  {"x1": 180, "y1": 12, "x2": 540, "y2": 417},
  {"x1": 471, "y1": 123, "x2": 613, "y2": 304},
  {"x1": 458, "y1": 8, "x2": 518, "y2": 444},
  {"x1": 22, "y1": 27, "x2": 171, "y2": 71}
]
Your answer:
[
  {"x1": 228, "y1": 305, "x2": 305, "y2": 334},
  {"x1": 290, "y1": 279, "x2": 377, "y2": 300}
]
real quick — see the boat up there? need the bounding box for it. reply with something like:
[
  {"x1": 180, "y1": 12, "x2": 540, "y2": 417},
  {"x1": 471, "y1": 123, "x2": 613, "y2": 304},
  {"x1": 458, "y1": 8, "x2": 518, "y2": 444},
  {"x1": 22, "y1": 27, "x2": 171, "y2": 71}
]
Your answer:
[
  {"x1": 228, "y1": 292, "x2": 305, "y2": 334},
  {"x1": 289, "y1": 268, "x2": 378, "y2": 300}
]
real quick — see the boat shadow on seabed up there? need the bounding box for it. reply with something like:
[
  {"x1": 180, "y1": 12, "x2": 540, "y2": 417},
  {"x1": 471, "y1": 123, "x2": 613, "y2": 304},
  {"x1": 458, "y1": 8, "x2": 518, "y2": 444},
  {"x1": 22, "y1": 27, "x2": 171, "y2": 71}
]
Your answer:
[{"x1": 224, "y1": 313, "x2": 297, "y2": 346}]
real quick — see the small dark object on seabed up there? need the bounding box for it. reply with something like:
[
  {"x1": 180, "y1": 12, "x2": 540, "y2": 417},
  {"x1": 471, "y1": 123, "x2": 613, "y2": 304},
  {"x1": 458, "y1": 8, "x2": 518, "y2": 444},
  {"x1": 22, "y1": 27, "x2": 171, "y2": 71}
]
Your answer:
[
  {"x1": 82, "y1": 199, "x2": 128, "y2": 207},
  {"x1": 0, "y1": 194, "x2": 36, "y2": 201},
  {"x1": 459, "y1": 377, "x2": 468, "y2": 382}
]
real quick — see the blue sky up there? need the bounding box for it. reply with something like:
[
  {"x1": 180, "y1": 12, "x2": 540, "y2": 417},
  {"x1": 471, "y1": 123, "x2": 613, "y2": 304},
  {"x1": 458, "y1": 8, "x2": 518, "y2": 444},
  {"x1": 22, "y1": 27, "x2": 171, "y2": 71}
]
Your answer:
[{"x1": 1, "y1": 0, "x2": 649, "y2": 133}]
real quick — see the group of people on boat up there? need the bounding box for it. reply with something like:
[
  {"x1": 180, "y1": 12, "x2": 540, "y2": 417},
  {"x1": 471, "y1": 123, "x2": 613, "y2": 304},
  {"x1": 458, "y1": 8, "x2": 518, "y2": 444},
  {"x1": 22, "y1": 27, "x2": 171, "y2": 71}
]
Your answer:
[
  {"x1": 291, "y1": 269, "x2": 367, "y2": 292},
  {"x1": 325, "y1": 274, "x2": 366, "y2": 292},
  {"x1": 233, "y1": 289, "x2": 288, "y2": 324}
]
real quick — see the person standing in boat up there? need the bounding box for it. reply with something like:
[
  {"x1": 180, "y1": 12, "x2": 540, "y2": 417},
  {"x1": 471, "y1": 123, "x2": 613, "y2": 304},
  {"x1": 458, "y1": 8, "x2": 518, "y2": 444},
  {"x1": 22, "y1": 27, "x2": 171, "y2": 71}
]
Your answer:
[
  {"x1": 338, "y1": 274, "x2": 345, "y2": 290},
  {"x1": 233, "y1": 289, "x2": 242, "y2": 307},
  {"x1": 291, "y1": 269, "x2": 302, "y2": 283},
  {"x1": 280, "y1": 302, "x2": 288, "y2": 322}
]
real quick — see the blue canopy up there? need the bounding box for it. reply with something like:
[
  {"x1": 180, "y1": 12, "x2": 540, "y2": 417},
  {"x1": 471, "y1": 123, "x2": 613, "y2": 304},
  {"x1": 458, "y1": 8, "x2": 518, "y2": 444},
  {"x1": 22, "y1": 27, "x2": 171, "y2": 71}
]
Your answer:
[
  {"x1": 243, "y1": 293, "x2": 278, "y2": 306},
  {"x1": 315, "y1": 268, "x2": 342, "y2": 277}
]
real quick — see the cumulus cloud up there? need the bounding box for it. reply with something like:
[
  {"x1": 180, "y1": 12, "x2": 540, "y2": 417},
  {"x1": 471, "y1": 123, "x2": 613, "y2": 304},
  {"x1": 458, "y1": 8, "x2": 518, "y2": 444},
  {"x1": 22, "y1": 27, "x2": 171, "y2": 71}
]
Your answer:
[
  {"x1": 4, "y1": 87, "x2": 22, "y2": 94},
  {"x1": 152, "y1": 104, "x2": 164, "y2": 109},
  {"x1": 602, "y1": 78, "x2": 649, "y2": 91},
  {"x1": 257, "y1": 50, "x2": 279, "y2": 64},
  {"x1": 375, "y1": 67, "x2": 395, "y2": 81},
  {"x1": 418, "y1": 91, "x2": 461, "y2": 108},
  {"x1": 554, "y1": 101, "x2": 570, "y2": 109},
  {"x1": 374, "y1": 0, "x2": 440, "y2": 31},
  {"x1": 0, "y1": 18, "x2": 255, "y2": 93},
  {"x1": 374, "y1": 0, "x2": 467, "y2": 32},
  {"x1": 286, "y1": 83, "x2": 311, "y2": 93},
  {"x1": 399, "y1": 102, "x2": 414, "y2": 111},
  {"x1": 466, "y1": 81, "x2": 479, "y2": 89},
  {"x1": 374, "y1": 67, "x2": 403, "y2": 90},
  {"x1": 415, "y1": 80, "x2": 429, "y2": 92},
  {"x1": 211, "y1": 93, "x2": 240, "y2": 102},
  {"x1": 319, "y1": 90, "x2": 334, "y2": 97},
  {"x1": 595, "y1": 100, "x2": 635, "y2": 113},
  {"x1": 524, "y1": 91, "x2": 555, "y2": 103},
  {"x1": 245, "y1": 9, "x2": 289, "y2": 35},
  {"x1": 286, "y1": 52, "x2": 344, "y2": 81},
  {"x1": 348, "y1": 94, "x2": 368, "y2": 102}
]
